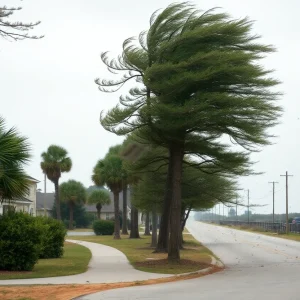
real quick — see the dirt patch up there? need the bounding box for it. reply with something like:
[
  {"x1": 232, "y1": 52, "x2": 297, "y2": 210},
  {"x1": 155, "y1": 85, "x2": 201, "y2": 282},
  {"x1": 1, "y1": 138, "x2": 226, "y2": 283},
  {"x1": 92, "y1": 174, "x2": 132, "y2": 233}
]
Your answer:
[
  {"x1": 0, "y1": 271, "x2": 32, "y2": 275},
  {"x1": 0, "y1": 266, "x2": 223, "y2": 300},
  {"x1": 135, "y1": 259, "x2": 210, "y2": 269}
]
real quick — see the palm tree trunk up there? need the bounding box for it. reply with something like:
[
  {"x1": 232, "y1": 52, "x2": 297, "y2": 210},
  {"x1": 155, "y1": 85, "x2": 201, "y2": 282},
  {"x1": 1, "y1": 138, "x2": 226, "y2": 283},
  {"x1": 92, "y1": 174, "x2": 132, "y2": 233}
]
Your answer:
[
  {"x1": 113, "y1": 191, "x2": 121, "y2": 239},
  {"x1": 96, "y1": 203, "x2": 102, "y2": 219},
  {"x1": 151, "y1": 206, "x2": 158, "y2": 247},
  {"x1": 144, "y1": 211, "x2": 151, "y2": 236},
  {"x1": 129, "y1": 205, "x2": 140, "y2": 239},
  {"x1": 54, "y1": 180, "x2": 61, "y2": 221},
  {"x1": 155, "y1": 152, "x2": 173, "y2": 253},
  {"x1": 69, "y1": 201, "x2": 74, "y2": 230},
  {"x1": 122, "y1": 183, "x2": 128, "y2": 235},
  {"x1": 168, "y1": 145, "x2": 184, "y2": 263}
]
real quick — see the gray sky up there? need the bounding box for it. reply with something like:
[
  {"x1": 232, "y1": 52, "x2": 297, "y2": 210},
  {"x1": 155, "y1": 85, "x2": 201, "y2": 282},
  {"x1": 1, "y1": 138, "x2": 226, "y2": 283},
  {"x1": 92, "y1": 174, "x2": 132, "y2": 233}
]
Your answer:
[{"x1": 1, "y1": 0, "x2": 299, "y2": 214}]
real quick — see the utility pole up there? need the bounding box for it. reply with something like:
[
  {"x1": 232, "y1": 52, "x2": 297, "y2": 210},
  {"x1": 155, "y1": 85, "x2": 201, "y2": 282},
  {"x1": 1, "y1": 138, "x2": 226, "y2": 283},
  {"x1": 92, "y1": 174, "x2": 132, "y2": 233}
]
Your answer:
[
  {"x1": 236, "y1": 197, "x2": 238, "y2": 221},
  {"x1": 247, "y1": 189, "x2": 250, "y2": 224},
  {"x1": 268, "y1": 181, "x2": 279, "y2": 226},
  {"x1": 223, "y1": 204, "x2": 224, "y2": 220},
  {"x1": 280, "y1": 171, "x2": 293, "y2": 234}
]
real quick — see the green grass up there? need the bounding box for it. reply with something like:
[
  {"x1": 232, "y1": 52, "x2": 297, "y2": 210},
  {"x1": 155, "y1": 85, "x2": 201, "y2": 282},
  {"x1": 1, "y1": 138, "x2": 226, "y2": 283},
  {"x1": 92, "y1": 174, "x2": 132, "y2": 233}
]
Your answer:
[
  {"x1": 68, "y1": 228, "x2": 93, "y2": 232},
  {"x1": 0, "y1": 242, "x2": 91, "y2": 280},
  {"x1": 219, "y1": 223, "x2": 300, "y2": 242},
  {"x1": 70, "y1": 234, "x2": 212, "y2": 274}
]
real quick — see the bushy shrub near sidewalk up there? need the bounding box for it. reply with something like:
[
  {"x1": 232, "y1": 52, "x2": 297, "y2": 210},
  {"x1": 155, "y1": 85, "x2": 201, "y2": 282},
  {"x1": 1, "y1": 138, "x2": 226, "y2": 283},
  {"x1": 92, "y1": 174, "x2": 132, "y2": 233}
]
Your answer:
[
  {"x1": 0, "y1": 212, "x2": 43, "y2": 271},
  {"x1": 93, "y1": 220, "x2": 114, "y2": 235},
  {"x1": 36, "y1": 217, "x2": 66, "y2": 258}
]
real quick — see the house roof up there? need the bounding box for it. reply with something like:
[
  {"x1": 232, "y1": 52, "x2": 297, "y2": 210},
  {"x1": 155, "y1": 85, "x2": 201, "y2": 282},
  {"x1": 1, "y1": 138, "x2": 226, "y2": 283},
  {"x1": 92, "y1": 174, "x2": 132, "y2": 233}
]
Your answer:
[
  {"x1": 27, "y1": 176, "x2": 40, "y2": 183},
  {"x1": 2, "y1": 197, "x2": 32, "y2": 204},
  {"x1": 36, "y1": 192, "x2": 55, "y2": 210},
  {"x1": 36, "y1": 188, "x2": 132, "y2": 213}
]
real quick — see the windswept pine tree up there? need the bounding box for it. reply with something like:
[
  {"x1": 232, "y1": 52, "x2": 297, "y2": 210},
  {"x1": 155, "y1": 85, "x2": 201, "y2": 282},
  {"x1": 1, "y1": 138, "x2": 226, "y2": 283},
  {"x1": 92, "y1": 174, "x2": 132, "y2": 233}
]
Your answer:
[{"x1": 96, "y1": 3, "x2": 282, "y2": 262}]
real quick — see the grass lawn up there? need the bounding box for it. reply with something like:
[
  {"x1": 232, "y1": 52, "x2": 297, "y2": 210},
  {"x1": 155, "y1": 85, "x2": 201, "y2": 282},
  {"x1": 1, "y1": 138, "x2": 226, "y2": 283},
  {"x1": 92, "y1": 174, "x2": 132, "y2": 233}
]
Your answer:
[
  {"x1": 218, "y1": 223, "x2": 300, "y2": 242},
  {"x1": 69, "y1": 228, "x2": 93, "y2": 232},
  {"x1": 70, "y1": 234, "x2": 213, "y2": 274},
  {"x1": 0, "y1": 242, "x2": 91, "y2": 280}
]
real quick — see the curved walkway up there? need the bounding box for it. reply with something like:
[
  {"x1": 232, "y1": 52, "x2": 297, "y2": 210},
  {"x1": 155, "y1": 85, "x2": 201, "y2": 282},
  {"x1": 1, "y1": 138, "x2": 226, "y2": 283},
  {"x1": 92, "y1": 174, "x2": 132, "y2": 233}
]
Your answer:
[{"x1": 0, "y1": 240, "x2": 171, "y2": 285}]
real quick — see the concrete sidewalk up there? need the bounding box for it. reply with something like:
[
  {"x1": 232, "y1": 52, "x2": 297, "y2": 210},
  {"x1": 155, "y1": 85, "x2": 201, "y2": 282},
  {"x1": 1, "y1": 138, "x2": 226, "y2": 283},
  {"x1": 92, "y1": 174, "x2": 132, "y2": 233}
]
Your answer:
[{"x1": 0, "y1": 240, "x2": 171, "y2": 285}]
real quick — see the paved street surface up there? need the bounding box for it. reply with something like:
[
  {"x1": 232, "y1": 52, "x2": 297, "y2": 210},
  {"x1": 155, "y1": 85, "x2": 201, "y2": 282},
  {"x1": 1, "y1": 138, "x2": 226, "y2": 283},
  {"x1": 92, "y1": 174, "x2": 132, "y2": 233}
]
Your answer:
[{"x1": 79, "y1": 221, "x2": 300, "y2": 299}]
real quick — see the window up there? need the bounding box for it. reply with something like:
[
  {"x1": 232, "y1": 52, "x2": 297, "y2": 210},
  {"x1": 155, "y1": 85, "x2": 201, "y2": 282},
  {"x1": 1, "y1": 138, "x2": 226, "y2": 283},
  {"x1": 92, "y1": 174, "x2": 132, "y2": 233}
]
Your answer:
[{"x1": 106, "y1": 213, "x2": 109, "y2": 220}]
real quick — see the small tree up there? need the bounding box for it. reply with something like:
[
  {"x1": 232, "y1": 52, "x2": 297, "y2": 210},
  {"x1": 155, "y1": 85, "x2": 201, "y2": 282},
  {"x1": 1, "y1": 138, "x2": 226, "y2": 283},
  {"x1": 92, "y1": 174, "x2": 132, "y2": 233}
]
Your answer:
[
  {"x1": 88, "y1": 189, "x2": 111, "y2": 219},
  {"x1": 0, "y1": 5, "x2": 43, "y2": 41},
  {"x1": 60, "y1": 180, "x2": 86, "y2": 230},
  {"x1": 41, "y1": 145, "x2": 72, "y2": 220},
  {"x1": 92, "y1": 149, "x2": 124, "y2": 239}
]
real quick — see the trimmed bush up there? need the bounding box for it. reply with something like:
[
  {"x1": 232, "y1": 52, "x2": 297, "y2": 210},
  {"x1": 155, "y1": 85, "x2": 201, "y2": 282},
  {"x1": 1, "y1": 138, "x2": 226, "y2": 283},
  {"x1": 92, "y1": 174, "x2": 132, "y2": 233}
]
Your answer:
[
  {"x1": 0, "y1": 212, "x2": 43, "y2": 271},
  {"x1": 93, "y1": 220, "x2": 114, "y2": 235},
  {"x1": 36, "y1": 217, "x2": 66, "y2": 259}
]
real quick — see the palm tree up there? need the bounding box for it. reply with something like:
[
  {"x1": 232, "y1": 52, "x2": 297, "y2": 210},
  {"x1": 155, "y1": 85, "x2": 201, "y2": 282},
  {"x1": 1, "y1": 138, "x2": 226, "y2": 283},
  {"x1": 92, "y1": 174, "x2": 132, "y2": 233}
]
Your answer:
[
  {"x1": 88, "y1": 189, "x2": 111, "y2": 219},
  {"x1": 40, "y1": 145, "x2": 72, "y2": 220},
  {"x1": 92, "y1": 153, "x2": 124, "y2": 239},
  {"x1": 0, "y1": 117, "x2": 31, "y2": 203},
  {"x1": 60, "y1": 180, "x2": 86, "y2": 230}
]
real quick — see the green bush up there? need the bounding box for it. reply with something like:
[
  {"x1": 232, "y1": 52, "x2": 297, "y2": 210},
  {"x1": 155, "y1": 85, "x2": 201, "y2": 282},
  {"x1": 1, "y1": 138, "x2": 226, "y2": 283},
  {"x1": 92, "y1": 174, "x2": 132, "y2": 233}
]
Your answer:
[
  {"x1": 63, "y1": 219, "x2": 76, "y2": 229},
  {"x1": 93, "y1": 220, "x2": 114, "y2": 235},
  {"x1": 36, "y1": 217, "x2": 66, "y2": 259},
  {"x1": 0, "y1": 212, "x2": 43, "y2": 271}
]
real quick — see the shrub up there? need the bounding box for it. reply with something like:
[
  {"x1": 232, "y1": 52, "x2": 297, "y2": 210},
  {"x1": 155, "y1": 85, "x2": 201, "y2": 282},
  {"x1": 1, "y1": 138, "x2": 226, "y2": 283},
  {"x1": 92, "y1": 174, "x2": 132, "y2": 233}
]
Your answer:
[
  {"x1": 36, "y1": 217, "x2": 66, "y2": 259},
  {"x1": 93, "y1": 220, "x2": 114, "y2": 235},
  {"x1": 63, "y1": 219, "x2": 76, "y2": 229},
  {"x1": 0, "y1": 212, "x2": 43, "y2": 271}
]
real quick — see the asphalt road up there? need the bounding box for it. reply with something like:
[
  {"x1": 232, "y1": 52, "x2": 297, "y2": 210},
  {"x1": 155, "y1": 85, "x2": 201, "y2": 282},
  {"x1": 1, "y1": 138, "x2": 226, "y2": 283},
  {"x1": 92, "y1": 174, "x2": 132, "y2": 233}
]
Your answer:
[{"x1": 78, "y1": 221, "x2": 300, "y2": 299}]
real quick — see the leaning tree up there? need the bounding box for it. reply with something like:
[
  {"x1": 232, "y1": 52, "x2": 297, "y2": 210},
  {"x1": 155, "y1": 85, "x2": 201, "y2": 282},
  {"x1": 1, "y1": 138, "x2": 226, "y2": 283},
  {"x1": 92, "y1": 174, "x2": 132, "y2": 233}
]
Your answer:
[{"x1": 96, "y1": 3, "x2": 281, "y2": 262}]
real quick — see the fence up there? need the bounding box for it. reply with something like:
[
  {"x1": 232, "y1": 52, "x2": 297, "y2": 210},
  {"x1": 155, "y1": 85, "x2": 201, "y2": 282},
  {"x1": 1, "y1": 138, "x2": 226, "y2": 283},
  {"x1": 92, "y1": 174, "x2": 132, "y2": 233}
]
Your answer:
[{"x1": 216, "y1": 220, "x2": 300, "y2": 234}]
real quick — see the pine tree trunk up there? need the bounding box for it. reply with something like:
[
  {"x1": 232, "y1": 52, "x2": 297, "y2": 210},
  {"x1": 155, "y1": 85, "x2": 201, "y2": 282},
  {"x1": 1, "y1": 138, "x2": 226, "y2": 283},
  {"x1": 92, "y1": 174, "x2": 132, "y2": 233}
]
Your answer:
[
  {"x1": 122, "y1": 183, "x2": 128, "y2": 235},
  {"x1": 96, "y1": 203, "x2": 102, "y2": 219},
  {"x1": 130, "y1": 205, "x2": 140, "y2": 239},
  {"x1": 144, "y1": 211, "x2": 151, "y2": 236},
  {"x1": 151, "y1": 206, "x2": 158, "y2": 247},
  {"x1": 69, "y1": 201, "x2": 74, "y2": 230},
  {"x1": 113, "y1": 191, "x2": 121, "y2": 239},
  {"x1": 168, "y1": 145, "x2": 184, "y2": 263},
  {"x1": 54, "y1": 180, "x2": 61, "y2": 221},
  {"x1": 155, "y1": 152, "x2": 173, "y2": 253}
]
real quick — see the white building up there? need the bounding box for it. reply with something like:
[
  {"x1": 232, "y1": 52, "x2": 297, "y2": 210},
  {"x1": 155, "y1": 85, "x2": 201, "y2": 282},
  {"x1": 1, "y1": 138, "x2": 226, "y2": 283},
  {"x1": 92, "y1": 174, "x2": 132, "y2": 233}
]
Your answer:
[{"x1": 0, "y1": 176, "x2": 39, "y2": 215}]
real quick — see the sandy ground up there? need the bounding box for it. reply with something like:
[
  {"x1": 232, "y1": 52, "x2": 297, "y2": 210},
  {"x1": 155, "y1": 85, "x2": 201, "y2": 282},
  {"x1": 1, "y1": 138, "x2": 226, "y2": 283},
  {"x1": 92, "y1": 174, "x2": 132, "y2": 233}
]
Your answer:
[{"x1": 0, "y1": 266, "x2": 221, "y2": 300}]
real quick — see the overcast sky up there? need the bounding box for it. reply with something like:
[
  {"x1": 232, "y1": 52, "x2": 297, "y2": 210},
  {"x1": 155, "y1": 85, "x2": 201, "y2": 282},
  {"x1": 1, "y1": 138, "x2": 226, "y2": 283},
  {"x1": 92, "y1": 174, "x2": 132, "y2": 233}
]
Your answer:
[{"x1": 1, "y1": 0, "x2": 299, "y2": 215}]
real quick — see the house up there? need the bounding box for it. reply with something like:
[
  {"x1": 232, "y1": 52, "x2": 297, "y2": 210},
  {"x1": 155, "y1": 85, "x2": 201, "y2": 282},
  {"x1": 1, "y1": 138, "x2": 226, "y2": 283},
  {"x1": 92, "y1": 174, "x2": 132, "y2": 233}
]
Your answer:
[
  {"x1": 36, "y1": 186, "x2": 142, "y2": 224},
  {"x1": 36, "y1": 192, "x2": 55, "y2": 217},
  {"x1": 85, "y1": 189, "x2": 132, "y2": 221},
  {"x1": 0, "y1": 176, "x2": 39, "y2": 215}
]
